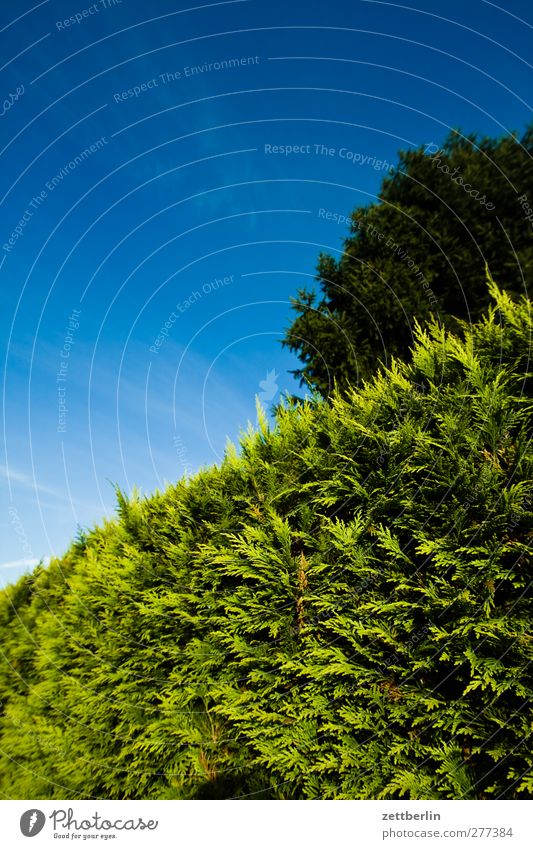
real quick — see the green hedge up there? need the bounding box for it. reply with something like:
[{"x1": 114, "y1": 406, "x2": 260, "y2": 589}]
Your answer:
[{"x1": 1, "y1": 279, "x2": 532, "y2": 799}]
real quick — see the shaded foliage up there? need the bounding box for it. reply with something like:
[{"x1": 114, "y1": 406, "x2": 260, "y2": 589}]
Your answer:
[{"x1": 284, "y1": 126, "x2": 533, "y2": 394}]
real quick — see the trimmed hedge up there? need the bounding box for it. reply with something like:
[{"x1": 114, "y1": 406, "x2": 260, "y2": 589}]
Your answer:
[{"x1": 1, "y1": 279, "x2": 532, "y2": 799}]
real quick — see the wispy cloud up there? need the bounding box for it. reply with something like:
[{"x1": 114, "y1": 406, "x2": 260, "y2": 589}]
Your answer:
[
  {"x1": 0, "y1": 556, "x2": 48, "y2": 571},
  {"x1": 0, "y1": 465, "x2": 64, "y2": 499}
]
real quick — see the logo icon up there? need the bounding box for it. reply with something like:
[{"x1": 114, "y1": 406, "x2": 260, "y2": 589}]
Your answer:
[
  {"x1": 258, "y1": 369, "x2": 279, "y2": 402},
  {"x1": 20, "y1": 810, "x2": 46, "y2": 837}
]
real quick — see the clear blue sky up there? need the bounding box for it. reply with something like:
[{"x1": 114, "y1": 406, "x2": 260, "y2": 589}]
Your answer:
[{"x1": 1, "y1": 0, "x2": 532, "y2": 586}]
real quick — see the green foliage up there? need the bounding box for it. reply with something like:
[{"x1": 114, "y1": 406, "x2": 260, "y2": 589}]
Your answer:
[
  {"x1": 0, "y1": 280, "x2": 532, "y2": 800},
  {"x1": 284, "y1": 125, "x2": 533, "y2": 394}
]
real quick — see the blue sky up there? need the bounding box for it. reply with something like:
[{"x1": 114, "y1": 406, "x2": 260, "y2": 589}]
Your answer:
[{"x1": 1, "y1": 0, "x2": 532, "y2": 586}]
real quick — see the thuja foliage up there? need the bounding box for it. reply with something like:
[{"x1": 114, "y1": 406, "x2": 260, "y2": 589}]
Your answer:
[
  {"x1": 284, "y1": 125, "x2": 533, "y2": 393},
  {"x1": 1, "y1": 280, "x2": 532, "y2": 800}
]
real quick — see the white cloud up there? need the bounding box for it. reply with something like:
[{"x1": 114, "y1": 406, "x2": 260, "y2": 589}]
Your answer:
[
  {"x1": 0, "y1": 557, "x2": 42, "y2": 571},
  {"x1": 0, "y1": 465, "x2": 64, "y2": 499}
]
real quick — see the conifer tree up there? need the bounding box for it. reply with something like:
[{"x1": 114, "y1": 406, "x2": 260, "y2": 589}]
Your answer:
[{"x1": 283, "y1": 126, "x2": 533, "y2": 394}]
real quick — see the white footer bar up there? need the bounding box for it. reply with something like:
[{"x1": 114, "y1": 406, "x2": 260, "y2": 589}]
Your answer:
[{"x1": 2, "y1": 799, "x2": 532, "y2": 848}]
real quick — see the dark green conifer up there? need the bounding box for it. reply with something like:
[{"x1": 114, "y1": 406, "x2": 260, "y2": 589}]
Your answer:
[{"x1": 284, "y1": 126, "x2": 533, "y2": 393}]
